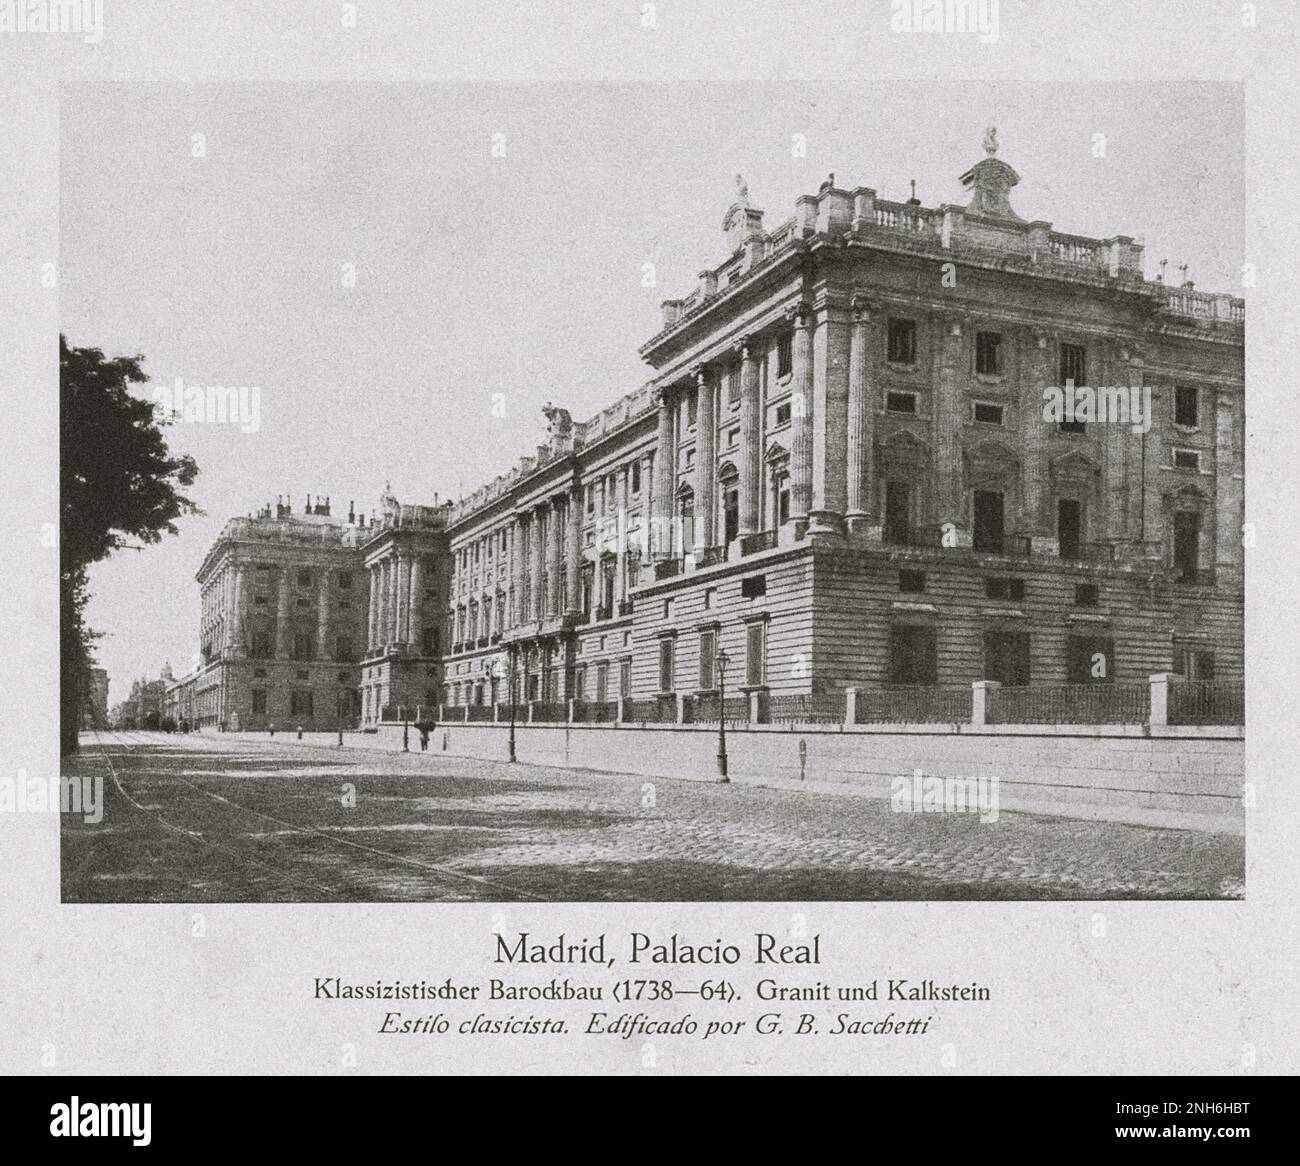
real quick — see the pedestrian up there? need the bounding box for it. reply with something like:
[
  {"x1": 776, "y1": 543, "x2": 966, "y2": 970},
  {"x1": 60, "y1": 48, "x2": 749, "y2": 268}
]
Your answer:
[
  {"x1": 296, "y1": 725, "x2": 303, "y2": 740},
  {"x1": 419, "y1": 724, "x2": 430, "y2": 752},
  {"x1": 269, "y1": 722, "x2": 275, "y2": 737}
]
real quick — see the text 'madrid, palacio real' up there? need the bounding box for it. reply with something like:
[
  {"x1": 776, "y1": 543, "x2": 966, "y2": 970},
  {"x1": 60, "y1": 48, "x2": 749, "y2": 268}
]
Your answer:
[{"x1": 175, "y1": 132, "x2": 1243, "y2": 731}]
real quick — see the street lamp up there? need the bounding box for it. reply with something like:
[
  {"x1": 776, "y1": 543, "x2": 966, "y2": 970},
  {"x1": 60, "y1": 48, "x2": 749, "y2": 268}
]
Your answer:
[
  {"x1": 715, "y1": 647, "x2": 731, "y2": 783},
  {"x1": 490, "y1": 653, "x2": 517, "y2": 763},
  {"x1": 336, "y1": 689, "x2": 344, "y2": 748}
]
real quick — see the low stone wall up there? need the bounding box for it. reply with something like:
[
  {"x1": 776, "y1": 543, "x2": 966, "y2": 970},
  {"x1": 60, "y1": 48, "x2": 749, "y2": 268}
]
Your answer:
[{"x1": 294, "y1": 720, "x2": 1244, "y2": 834}]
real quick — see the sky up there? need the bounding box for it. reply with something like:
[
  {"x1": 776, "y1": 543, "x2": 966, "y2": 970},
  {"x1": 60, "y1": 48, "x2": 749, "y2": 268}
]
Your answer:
[{"x1": 59, "y1": 80, "x2": 1243, "y2": 705}]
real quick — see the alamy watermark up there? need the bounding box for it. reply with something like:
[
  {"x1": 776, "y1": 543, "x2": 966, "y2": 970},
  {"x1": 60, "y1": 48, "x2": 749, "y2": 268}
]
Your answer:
[
  {"x1": 1042, "y1": 381, "x2": 1152, "y2": 434},
  {"x1": 891, "y1": 767, "x2": 1000, "y2": 823},
  {"x1": 0, "y1": 0, "x2": 103, "y2": 43},
  {"x1": 153, "y1": 377, "x2": 262, "y2": 434},
  {"x1": 890, "y1": 0, "x2": 999, "y2": 43},
  {"x1": 1, "y1": 769, "x2": 102, "y2": 824}
]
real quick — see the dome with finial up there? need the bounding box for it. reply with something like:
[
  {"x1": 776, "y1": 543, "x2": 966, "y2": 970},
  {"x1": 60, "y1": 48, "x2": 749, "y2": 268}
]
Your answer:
[{"x1": 960, "y1": 126, "x2": 1022, "y2": 221}]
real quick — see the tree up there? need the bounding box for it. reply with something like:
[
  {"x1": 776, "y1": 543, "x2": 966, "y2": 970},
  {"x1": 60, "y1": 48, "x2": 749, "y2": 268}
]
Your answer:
[{"x1": 60, "y1": 336, "x2": 200, "y2": 754}]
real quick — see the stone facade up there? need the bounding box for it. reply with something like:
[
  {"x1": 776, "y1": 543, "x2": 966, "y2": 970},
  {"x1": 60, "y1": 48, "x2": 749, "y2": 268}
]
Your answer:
[{"x1": 431, "y1": 136, "x2": 1243, "y2": 715}]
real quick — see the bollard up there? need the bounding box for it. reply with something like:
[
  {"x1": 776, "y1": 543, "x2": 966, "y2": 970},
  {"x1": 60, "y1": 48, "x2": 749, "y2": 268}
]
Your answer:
[{"x1": 297, "y1": 725, "x2": 303, "y2": 740}]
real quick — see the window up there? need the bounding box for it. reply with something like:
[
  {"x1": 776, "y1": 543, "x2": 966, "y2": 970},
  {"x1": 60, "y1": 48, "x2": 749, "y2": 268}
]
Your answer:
[
  {"x1": 251, "y1": 632, "x2": 272, "y2": 659},
  {"x1": 775, "y1": 402, "x2": 792, "y2": 427},
  {"x1": 887, "y1": 318, "x2": 917, "y2": 364},
  {"x1": 774, "y1": 469, "x2": 791, "y2": 525},
  {"x1": 975, "y1": 331, "x2": 1002, "y2": 375},
  {"x1": 620, "y1": 658, "x2": 632, "y2": 699},
  {"x1": 1059, "y1": 342, "x2": 1086, "y2": 387},
  {"x1": 574, "y1": 665, "x2": 586, "y2": 701},
  {"x1": 254, "y1": 595, "x2": 268, "y2": 606},
  {"x1": 899, "y1": 569, "x2": 926, "y2": 593},
  {"x1": 1175, "y1": 646, "x2": 1215, "y2": 680},
  {"x1": 777, "y1": 333, "x2": 793, "y2": 378},
  {"x1": 658, "y1": 638, "x2": 675, "y2": 693},
  {"x1": 662, "y1": 598, "x2": 672, "y2": 619},
  {"x1": 984, "y1": 630, "x2": 1030, "y2": 686},
  {"x1": 292, "y1": 633, "x2": 314, "y2": 661},
  {"x1": 586, "y1": 486, "x2": 595, "y2": 515},
  {"x1": 631, "y1": 461, "x2": 641, "y2": 494},
  {"x1": 699, "y1": 628, "x2": 717, "y2": 690},
  {"x1": 745, "y1": 621, "x2": 766, "y2": 686},
  {"x1": 727, "y1": 426, "x2": 740, "y2": 449},
  {"x1": 741, "y1": 575, "x2": 767, "y2": 599},
  {"x1": 1057, "y1": 498, "x2": 1082, "y2": 560},
  {"x1": 1173, "y1": 449, "x2": 1201, "y2": 471},
  {"x1": 886, "y1": 390, "x2": 918, "y2": 414},
  {"x1": 723, "y1": 487, "x2": 739, "y2": 544},
  {"x1": 335, "y1": 635, "x2": 356, "y2": 662},
  {"x1": 290, "y1": 690, "x2": 314, "y2": 717},
  {"x1": 296, "y1": 597, "x2": 311, "y2": 609},
  {"x1": 596, "y1": 662, "x2": 609, "y2": 703},
  {"x1": 1067, "y1": 635, "x2": 1115, "y2": 684},
  {"x1": 703, "y1": 587, "x2": 716, "y2": 610},
  {"x1": 1174, "y1": 385, "x2": 1199, "y2": 428},
  {"x1": 972, "y1": 489, "x2": 1005, "y2": 553},
  {"x1": 973, "y1": 402, "x2": 1004, "y2": 425},
  {"x1": 297, "y1": 570, "x2": 312, "y2": 588},
  {"x1": 883, "y1": 480, "x2": 910, "y2": 545},
  {"x1": 295, "y1": 669, "x2": 309, "y2": 681},
  {"x1": 1173, "y1": 511, "x2": 1201, "y2": 582},
  {"x1": 889, "y1": 625, "x2": 937, "y2": 686},
  {"x1": 1074, "y1": 582, "x2": 1100, "y2": 607},
  {"x1": 337, "y1": 571, "x2": 352, "y2": 589},
  {"x1": 687, "y1": 392, "x2": 698, "y2": 428},
  {"x1": 251, "y1": 690, "x2": 267, "y2": 715},
  {"x1": 253, "y1": 669, "x2": 267, "y2": 678},
  {"x1": 985, "y1": 577, "x2": 1026, "y2": 600}
]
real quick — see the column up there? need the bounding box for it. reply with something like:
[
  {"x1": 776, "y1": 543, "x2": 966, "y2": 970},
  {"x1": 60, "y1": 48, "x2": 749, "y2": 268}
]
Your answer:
[
  {"x1": 694, "y1": 366, "x2": 716, "y2": 551},
  {"x1": 275, "y1": 565, "x2": 293, "y2": 658},
  {"x1": 933, "y1": 312, "x2": 966, "y2": 534},
  {"x1": 532, "y1": 507, "x2": 547, "y2": 620},
  {"x1": 316, "y1": 570, "x2": 331, "y2": 661},
  {"x1": 810, "y1": 296, "x2": 850, "y2": 536},
  {"x1": 232, "y1": 564, "x2": 249, "y2": 655},
  {"x1": 386, "y1": 558, "x2": 398, "y2": 645},
  {"x1": 789, "y1": 302, "x2": 813, "y2": 522},
  {"x1": 409, "y1": 554, "x2": 424, "y2": 650},
  {"x1": 367, "y1": 564, "x2": 379, "y2": 653},
  {"x1": 613, "y1": 467, "x2": 627, "y2": 604},
  {"x1": 1100, "y1": 342, "x2": 1136, "y2": 547},
  {"x1": 547, "y1": 497, "x2": 563, "y2": 616},
  {"x1": 565, "y1": 488, "x2": 582, "y2": 615},
  {"x1": 845, "y1": 294, "x2": 876, "y2": 536},
  {"x1": 1214, "y1": 390, "x2": 1242, "y2": 584},
  {"x1": 652, "y1": 385, "x2": 675, "y2": 556},
  {"x1": 1022, "y1": 327, "x2": 1054, "y2": 541},
  {"x1": 737, "y1": 337, "x2": 761, "y2": 536},
  {"x1": 397, "y1": 553, "x2": 411, "y2": 644}
]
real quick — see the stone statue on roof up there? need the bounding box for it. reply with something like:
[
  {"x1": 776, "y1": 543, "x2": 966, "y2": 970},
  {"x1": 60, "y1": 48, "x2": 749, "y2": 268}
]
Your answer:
[
  {"x1": 983, "y1": 126, "x2": 999, "y2": 156},
  {"x1": 541, "y1": 402, "x2": 573, "y2": 439}
]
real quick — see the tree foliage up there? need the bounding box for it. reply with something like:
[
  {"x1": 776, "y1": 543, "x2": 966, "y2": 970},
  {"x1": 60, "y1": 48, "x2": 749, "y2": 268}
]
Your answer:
[{"x1": 60, "y1": 336, "x2": 201, "y2": 752}]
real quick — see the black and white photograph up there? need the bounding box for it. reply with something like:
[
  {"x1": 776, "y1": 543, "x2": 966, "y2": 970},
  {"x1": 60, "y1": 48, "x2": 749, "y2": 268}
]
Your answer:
[{"x1": 1, "y1": 0, "x2": 1296, "y2": 1107}]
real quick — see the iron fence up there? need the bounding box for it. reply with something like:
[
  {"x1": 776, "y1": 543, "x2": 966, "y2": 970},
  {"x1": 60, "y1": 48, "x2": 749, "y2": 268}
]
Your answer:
[
  {"x1": 767, "y1": 693, "x2": 844, "y2": 725},
  {"x1": 530, "y1": 701, "x2": 568, "y2": 723},
  {"x1": 625, "y1": 696, "x2": 678, "y2": 724},
  {"x1": 1168, "y1": 680, "x2": 1244, "y2": 726},
  {"x1": 854, "y1": 685, "x2": 974, "y2": 724},
  {"x1": 692, "y1": 693, "x2": 750, "y2": 724},
  {"x1": 572, "y1": 700, "x2": 619, "y2": 724},
  {"x1": 987, "y1": 683, "x2": 1150, "y2": 725}
]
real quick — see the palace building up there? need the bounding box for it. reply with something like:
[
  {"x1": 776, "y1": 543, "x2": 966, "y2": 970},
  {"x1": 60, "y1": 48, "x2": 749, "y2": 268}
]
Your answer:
[{"x1": 185, "y1": 133, "x2": 1245, "y2": 730}]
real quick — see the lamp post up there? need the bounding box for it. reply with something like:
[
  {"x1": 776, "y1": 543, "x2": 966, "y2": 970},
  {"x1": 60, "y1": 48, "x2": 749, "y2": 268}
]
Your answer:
[
  {"x1": 715, "y1": 647, "x2": 730, "y2": 783},
  {"x1": 336, "y1": 689, "x2": 344, "y2": 748},
  {"x1": 402, "y1": 703, "x2": 409, "y2": 752},
  {"x1": 507, "y1": 645, "x2": 518, "y2": 763}
]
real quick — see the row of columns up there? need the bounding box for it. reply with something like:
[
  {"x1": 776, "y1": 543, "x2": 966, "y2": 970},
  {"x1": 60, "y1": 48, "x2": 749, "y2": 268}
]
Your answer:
[{"x1": 366, "y1": 553, "x2": 424, "y2": 654}]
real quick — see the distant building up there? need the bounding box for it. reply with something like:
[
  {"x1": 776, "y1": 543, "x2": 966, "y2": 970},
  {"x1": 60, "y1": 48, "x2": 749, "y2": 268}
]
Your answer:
[{"x1": 189, "y1": 493, "x2": 451, "y2": 730}]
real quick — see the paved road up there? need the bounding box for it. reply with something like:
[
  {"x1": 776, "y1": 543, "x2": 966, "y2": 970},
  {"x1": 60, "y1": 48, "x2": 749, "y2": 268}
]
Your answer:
[{"x1": 61, "y1": 731, "x2": 1243, "y2": 902}]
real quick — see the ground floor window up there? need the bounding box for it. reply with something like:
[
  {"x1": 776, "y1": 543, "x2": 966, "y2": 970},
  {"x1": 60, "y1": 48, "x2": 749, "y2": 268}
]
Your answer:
[
  {"x1": 251, "y1": 689, "x2": 267, "y2": 714},
  {"x1": 658, "y1": 637, "x2": 675, "y2": 693},
  {"x1": 1175, "y1": 644, "x2": 1215, "y2": 680},
  {"x1": 1066, "y1": 634, "x2": 1115, "y2": 683},
  {"x1": 290, "y1": 690, "x2": 313, "y2": 717},
  {"x1": 889, "y1": 624, "x2": 937, "y2": 686},
  {"x1": 744, "y1": 620, "x2": 766, "y2": 687},
  {"x1": 984, "y1": 630, "x2": 1031, "y2": 686}
]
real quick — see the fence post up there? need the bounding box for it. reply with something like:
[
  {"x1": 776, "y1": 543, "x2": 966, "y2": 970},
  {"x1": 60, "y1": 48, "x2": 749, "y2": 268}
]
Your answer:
[
  {"x1": 748, "y1": 690, "x2": 761, "y2": 724},
  {"x1": 971, "y1": 680, "x2": 999, "y2": 728},
  {"x1": 438, "y1": 703, "x2": 444, "y2": 722},
  {"x1": 616, "y1": 697, "x2": 626, "y2": 724},
  {"x1": 493, "y1": 702, "x2": 500, "y2": 723},
  {"x1": 676, "y1": 693, "x2": 687, "y2": 724},
  {"x1": 527, "y1": 700, "x2": 536, "y2": 724},
  {"x1": 567, "y1": 699, "x2": 576, "y2": 724},
  {"x1": 844, "y1": 687, "x2": 858, "y2": 726},
  {"x1": 1149, "y1": 673, "x2": 1171, "y2": 728}
]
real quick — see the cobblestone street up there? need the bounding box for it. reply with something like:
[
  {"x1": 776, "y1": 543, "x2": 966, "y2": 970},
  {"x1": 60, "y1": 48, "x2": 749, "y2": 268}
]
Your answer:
[{"x1": 62, "y1": 732, "x2": 1244, "y2": 902}]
